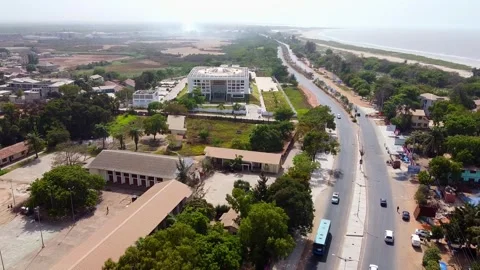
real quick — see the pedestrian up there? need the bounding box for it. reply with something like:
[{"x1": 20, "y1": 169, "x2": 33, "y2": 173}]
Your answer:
[
  {"x1": 106, "y1": 206, "x2": 109, "y2": 215},
  {"x1": 397, "y1": 206, "x2": 399, "y2": 212}
]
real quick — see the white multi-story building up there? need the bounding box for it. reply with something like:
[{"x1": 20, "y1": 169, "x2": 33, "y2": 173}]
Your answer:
[
  {"x1": 187, "y1": 65, "x2": 250, "y2": 102},
  {"x1": 132, "y1": 90, "x2": 161, "y2": 108}
]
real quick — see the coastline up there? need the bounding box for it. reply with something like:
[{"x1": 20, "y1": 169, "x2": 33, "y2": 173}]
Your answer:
[{"x1": 298, "y1": 31, "x2": 473, "y2": 78}]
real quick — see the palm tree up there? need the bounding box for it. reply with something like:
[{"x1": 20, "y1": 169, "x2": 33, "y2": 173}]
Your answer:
[
  {"x1": 26, "y1": 133, "x2": 45, "y2": 158},
  {"x1": 113, "y1": 132, "x2": 125, "y2": 150},
  {"x1": 176, "y1": 156, "x2": 190, "y2": 184},
  {"x1": 94, "y1": 124, "x2": 109, "y2": 149},
  {"x1": 232, "y1": 103, "x2": 242, "y2": 120},
  {"x1": 129, "y1": 128, "x2": 143, "y2": 151},
  {"x1": 217, "y1": 103, "x2": 226, "y2": 110}
]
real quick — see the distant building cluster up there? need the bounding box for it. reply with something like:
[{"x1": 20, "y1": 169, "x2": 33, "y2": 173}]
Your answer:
[{"x1": 132, "y1": 79, "x2": 179, "y2": 108}]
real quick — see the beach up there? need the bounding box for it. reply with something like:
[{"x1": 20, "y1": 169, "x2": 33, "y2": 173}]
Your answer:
[{"x1": 300, "y1": 29, "x2": 474, "y2": 78}]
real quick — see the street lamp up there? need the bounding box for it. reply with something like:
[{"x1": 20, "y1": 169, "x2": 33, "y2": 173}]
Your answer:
[
  {"x1": 10, "y1": 180, "x2": 15, "y2": 206},
  {"x1": 68, "y1": 187, "x2": 75, "y2": 222},
  {"x1": 34, "y1": 206, "x2": 45, "y2": 248},
  {"x1": 0, "y1": 249, "x2": 5, "y2": 270},
  {"x1": 331, "y1": 254, "x2": 356, "y2": 270}
]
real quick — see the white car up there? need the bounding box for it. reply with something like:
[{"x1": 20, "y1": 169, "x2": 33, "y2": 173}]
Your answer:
[
  {"x1": 384, "y1": 230, "x2": 394, "y2": 243},
  {"x1": 369, "y1": 265, "x2": 379, "y2": 270},
  {"x1": 337, "y1": 114, "x2": 341, "y2": 119},
  {"x1": 415, "y1": 229, "x2": 432, "y2": 238},
  {"x1": 331, "y1": 192, "x2": 340, "y2": 204}
]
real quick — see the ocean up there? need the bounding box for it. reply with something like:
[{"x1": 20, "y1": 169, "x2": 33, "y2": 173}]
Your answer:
[{"x1": 302, "y1": 29, "x2": 480, "y2": 68}]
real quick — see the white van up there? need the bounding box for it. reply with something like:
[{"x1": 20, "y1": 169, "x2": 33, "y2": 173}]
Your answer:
[
  {"x1": 384, "y1": 230, "x2": 394, "y2": 243},
  {"x1": 411, "y1": 234, "x2": 421, "y2": 247}
]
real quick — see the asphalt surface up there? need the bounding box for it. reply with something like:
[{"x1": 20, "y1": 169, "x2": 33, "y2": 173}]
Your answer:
[
  {"x1": 277, "y1": 46, "x2": 357, "y2": 270},
  {"x1": 278, "y1": 43, "x2": 396, "y2": 270},
  {"x1": 357, "y1": 112, "x2": 397, "y2": 269}
]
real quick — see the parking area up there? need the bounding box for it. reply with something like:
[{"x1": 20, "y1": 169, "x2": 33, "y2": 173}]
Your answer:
[
  {"x1": 0, "y1": 153, "x2": 56, "y2": 184},
  {"x1": 255, "y1": 77, "x2": 278, "y2": 92},
  {"x1": 203, "y1": 171, "x2": 276, "y2": 205}
]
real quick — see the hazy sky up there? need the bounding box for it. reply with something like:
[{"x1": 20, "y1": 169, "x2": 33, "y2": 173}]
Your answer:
[{"x1": 1, "y1": 0, "x2": 477, "y2": 29}]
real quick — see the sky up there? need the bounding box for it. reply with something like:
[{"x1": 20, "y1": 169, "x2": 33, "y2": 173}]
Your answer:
[{"x1": 0, "y1": 0, "x2": 478, "y2": 29}]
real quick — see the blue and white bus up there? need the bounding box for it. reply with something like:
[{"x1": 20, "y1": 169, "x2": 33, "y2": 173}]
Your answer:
[{"x1": 312, "y1": 219, "x2": 331, "y2": 256}]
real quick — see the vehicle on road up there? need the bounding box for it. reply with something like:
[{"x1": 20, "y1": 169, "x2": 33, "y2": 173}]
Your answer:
[
  {"x1": 337, "y1": 114, "x2": 341, "y2": 119},
  {"x1": 312, "y1": 219, "x2": 331, "y2": 256},
  {"x1": 402, "y1": 211, "x2": 410, "y2": 221},
  {"x1": 380, "y1": 198, "x2": 387, "y2": 207},
  {"x1": 415, "y1": 229, "x2": 432, "y2": 238},
  {"x1": 369, "y1": 264, "x2": 379, "y2": 270},
  {"x1": 384, "y1": 230, "x2": 394, "y2": 243},
  {"x1": 411, "y1": 234, "x2": 421, "y2": 247},
  {"x1": 331, "y1": 192, "x2": 340, "y2": 204}
]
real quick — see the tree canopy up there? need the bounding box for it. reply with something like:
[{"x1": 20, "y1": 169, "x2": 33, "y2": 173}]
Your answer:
[{"x1": 29, "y1": 165, "x2": 105, "y2": 217}]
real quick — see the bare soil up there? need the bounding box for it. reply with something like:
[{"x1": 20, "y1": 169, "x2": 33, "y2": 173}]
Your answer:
[{"x1": 49, "y1": 54, "x2": 131, "y2": 70}]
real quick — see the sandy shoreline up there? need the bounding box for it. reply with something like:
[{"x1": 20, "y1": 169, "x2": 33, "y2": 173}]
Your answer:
[{"x1": 299, "y1": 31, "x2": 473, "y2": 78}]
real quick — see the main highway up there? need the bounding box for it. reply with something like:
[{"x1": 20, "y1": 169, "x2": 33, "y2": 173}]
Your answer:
[{"x1": 277, "y1": 43, "x2": 396, "y2": 270}]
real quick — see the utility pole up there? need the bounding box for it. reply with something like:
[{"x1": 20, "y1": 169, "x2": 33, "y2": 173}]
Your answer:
[
  {"x1": 35, "y1": 206, "x2": 45, "y2": 248},
  {"x1": 0, "y1": 249, "x2": 5, "y2": 270},
  {"x1": 10, "y1": 180, "x2": 15, "y2": 206},
  {"x1": 69, "y1": 188, "x2": 75, "y2": 222}
]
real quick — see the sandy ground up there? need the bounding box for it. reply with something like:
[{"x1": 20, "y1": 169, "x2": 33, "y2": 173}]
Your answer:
[
  {"x1": 48, "y1": 54, "x2": 131, "y2": 70},
  {"x1": 8, "y1": 188, "x2": 139, "y2": 270},
  {"x1": 161, "y1": 47, "x2": 225, "y2": 57},
  {"x1": 0, "y1": 153, "x2": 56, "y2": 184},
  {"x1": 255, "y1": 77, "x2": 278, "y2": 92},
  {"x1": 300, "y1": 33, "x2": 472, "y2": 78}
]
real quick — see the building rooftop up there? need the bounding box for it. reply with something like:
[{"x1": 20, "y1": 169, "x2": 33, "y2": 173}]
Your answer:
[
  {"x1": 167, "y1": 115, "x2": 186, "y2": 131},
  {"x1": 188, "y1": 66, "x2": 249, "y2": 79},
  {"x1": 89, "y1": 74, "x2": 103, "y2": 80},
  {"x1": 124, "y1": 78, "x2": 135, "y2": 87},
  {"x1": 420, "y1": 93, "x2": 450, "y2": 101},
  {"x1": 0, "y1": 141, "x2": 28, "y2": 160},
  {"x1": 52, "y1": 180, "x2": 192, "y2": 270},
  {"x1": 11, "y1": 77, "x2": 40, "y2": 84},
  {"x1": 92, "y1": 85, "x2": 116, "y2": 92},
  {"x1": 87, "y1": 150, "x2": 186, "y2": 179},
  {"x1": 204, "y1": 146, "x2": 282, "y2": 165},
  {"x1": 219, "y1": 208, "x2": 239, "y2": 230},
  {"x1": 412, "y1": 109, "x2": 426, "y2": 117},
  {"x1": 133, "y1": 90, "x2": 158, "y2": 95}
]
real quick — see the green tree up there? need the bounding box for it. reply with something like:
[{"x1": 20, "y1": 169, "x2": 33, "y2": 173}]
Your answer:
[
  {"x1": 226, "y1": 186, "x2": 254, "y2": 219},
  {"x1": 176, "y1": 156, "x2": 190, "y2": 184},
  {"x1": 29, "y1": 165, "x2": 105, "y2": 217},
  {"x1": 59, "y1": 84, "x2": 82, "y2": 96},
  {"x1": 418, "y1": 171, "x2": 434, "y2": 185},
  {"x1": 444, "y1": 111, "x2": 478, "y2": 136},
  {"x1": 115, "y1": 87, "x2": 134, "y2": 103},
  {"x1": 274, "y1": 106, "x2": 294, "y2": 121},
  {"x1": 422, "y1": 246, "x2": 441, "y2": 266},
  {"x1": 26, "y1": 132, "x2": 45, "y2": 158},
  {"x1": 93, "y1": 67, "x2": 106, "y2": 76},
  {"x1": 268, "y1": 175, "x2": 314, "y2": 236},
  {"x1": 199, "y1": 129, "x2": 210, "y2": 143},
  {"x1": 298, "y1": 106, "x2": 335, "y2": 136},
  {"x1": 176, "y1": 209, "x2": 210, "y2": 234},
  {"x1": 428, "y1": 156, "x2": 462, "y2": 185},
  {"x1": 249, "y1": 125, "x2": 283, "y2": 152},
  {"x1": 430, "y1": 225, "x2": 444, "y2": 242},
  {"x1": 26, "y1": 64, "x2": 36, "y2": 72},
  {"x1": 302, "y1": 130, "x2": 339, "y2": 159},
  {"x1": 46, "y1": 127, "x2": 70, "y2": 149},
  {"x1": 239, "y1": 202, "x2": 295, "y2": 269},
  {"x1": 147, "y1": 101, "x2": 163, "y2": 115},
  {"x1": 94, "y1": 124, "x2": 109, "y2": 149},
  {"x1": 425, "y1": 260, "x2": 440, "y2": 270},
  {"x1": 287, "y1": 153, "x2": 320, "y2": 182},
  {"x1": 252, "y1": 173, "x2": 269, "y2": 202},
  {"x1": 143, "y1": 114, "x2": 168, "y2": 140},
  {"x1": 128, "y1": 127, "x2": 143, "y2": 151},
  {"x1": 163, "y1": 102, "x2": 188, "y2": 115}
]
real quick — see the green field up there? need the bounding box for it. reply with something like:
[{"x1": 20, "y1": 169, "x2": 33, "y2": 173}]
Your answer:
[
  {"x1": 283, "y1": 87, "x2": 312, "y2": 117},
  {"x1": 262, "y1": 90, "x2": 289, "y2": 112},
  {"x1": 249, "y1": 83, "x2": 262, "y2": 106},
  {"x1": 177, "y1": 85, "x2": 188, "y2": 99},
  {"x1": 179, "y1": 118, "x2": 255, "y2": 156}
]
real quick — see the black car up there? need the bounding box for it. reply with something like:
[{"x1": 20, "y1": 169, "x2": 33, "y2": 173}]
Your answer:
[
  {"x1": 380, "y1": 198, "x2": 387, "y2": 207},
  {"x1": 402, "y1": 211, "x2": 410, "y2": 221}
]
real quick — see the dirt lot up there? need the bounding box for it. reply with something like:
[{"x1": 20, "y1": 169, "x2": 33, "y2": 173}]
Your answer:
[
  {"x1": 162, "y1": 47, "x2": 225, "y2": 57},
  {"x1": 0, "y1": 153, "x2": 57, "y2": 184},
  {"x1": 160, "y1": 39, "x2": 230, "y2": 57},
  {"x1": 3, "y1": 187, "x2": 141, "y2": 270},
  {"x1": 103, "y1": 59, "x2": 164, "y2": 74},
  {"x1": 48, "y1": 54, "x2": 131, "y2": 70}
]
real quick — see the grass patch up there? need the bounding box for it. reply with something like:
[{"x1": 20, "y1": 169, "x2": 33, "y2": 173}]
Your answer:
[
  {"x1": 177, "y1": 143, "x2": 207, "y2": 156},
  {"x1": 262, "y1": 90, "x2": 289, "y2": 112},
  {"x1": 177, "y1": 85, "x2": 188, "y2": 99},
  {"x1": 248, "y1": 83, "x2": 262, "y2": 106},
  {"x1": 283, "y1": 86, "x2": 312, "y2": 117},
  {"x1": 183, "y1": 118, "x2": 256, "y2": 154},
  {"x1": 112, "y1": 114, "x2": 139, "y2": 126}
]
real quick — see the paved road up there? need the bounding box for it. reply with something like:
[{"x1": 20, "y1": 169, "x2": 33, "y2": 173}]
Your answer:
[
  {"x1": 357, "y1": 113, "x2": 397, "y2": 269},
  {"x1": 277, "y1": 46, "x2": 357, "y2": 270},
  {"x1": 278, "y1": 43, "x2": 397, "y2": 269}
]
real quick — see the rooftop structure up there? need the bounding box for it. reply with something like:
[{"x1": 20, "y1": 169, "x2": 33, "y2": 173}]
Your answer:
[
  {"x1": 87, "y1": 150, "x2": 183, "y2": 180},
  {"x1": 124, "y1": 78, "x2": 135, "y2": 88},
  {"x1": 132, "y1": 90, "x2": 161, "y2": 108},
  {"x1": 0, "y1": 141, "x2": 29, "y2": 166},
  {"x1": 187, "y1": 65, "x2": 250, "y2": 102},
  {"x1": 204, "y1": 146, "x2": 281, "y2": 173},
  {"x1": 52, "y1": 180, "x2": 192, "y2": 270},
  {"x1": 219, "y1": 208, "x2": 239, "y2": 234},
  {"x1": 419, "y1": 93, "x2": 450, "y2": 116},
  {"x1": 167, "y1": 115, "x2": 187, "y2": 136}
]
